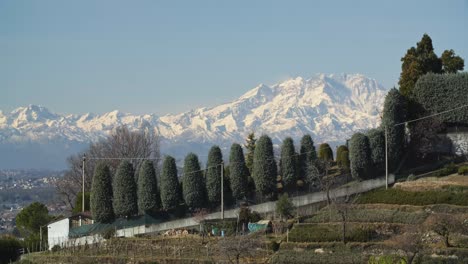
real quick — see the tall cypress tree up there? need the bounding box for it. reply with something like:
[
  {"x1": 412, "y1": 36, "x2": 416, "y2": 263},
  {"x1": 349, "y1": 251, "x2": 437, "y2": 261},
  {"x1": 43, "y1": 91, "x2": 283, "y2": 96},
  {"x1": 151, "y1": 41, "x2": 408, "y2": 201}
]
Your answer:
[
  {"x1": 318, "y1": 143, "x2": 334, "y2": 161},
  {"x1": 280, "y1": 137, "x2": 297, "y2": 190},
  {"x1": 381, "y1": 88, "x2": 407, "y2": 169},
  {"x1": 244, "y1": 132, "x2": 257, "y2": 192},
  {"x1": 367, "y1": 128, "x2": 385, "y2": 173},
  {"x1": 349, "y1": 133, "x2": 372, "y2": 180},
  {"x1": 183, "y1": 153, "x2": 206, "y2": 209},
  {"x1": 205, "y1": 146, "x2": 223, "y2": 207},
  {"x1": 244, "y1": 133, "x2": 256, "y2": 174},
  {"x1": 113, "y1": 160, "x2": 138, "y2": 218},
  {"x1": 137, "y1": 160, "x2": 160, "y2": 214},
  {"x1": 91, "y1": 163, "x2": 114, "y2": 223},
  {"x1": 160, "y1": 156, "x2": 181, "y2": 210},
  {"x1": 299, "y1": 134, "x2": 317, "y2": 185},
  {"x1": 229, "y1": 143, "x2": 249, "y2": 200},
  {"x1": 252, "y1": 135, "x2": 277, "y2": 199},
  {"x1": 335, "y1": 145, "x2": 349, "y2": 167}
]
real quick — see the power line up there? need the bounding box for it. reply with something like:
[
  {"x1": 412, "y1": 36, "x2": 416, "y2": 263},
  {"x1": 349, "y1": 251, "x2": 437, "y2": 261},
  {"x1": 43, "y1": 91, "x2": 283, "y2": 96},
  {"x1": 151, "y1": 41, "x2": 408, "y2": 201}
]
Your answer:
[{"x1": 394, "y1": 104, "x2": 468, "y2": 127}]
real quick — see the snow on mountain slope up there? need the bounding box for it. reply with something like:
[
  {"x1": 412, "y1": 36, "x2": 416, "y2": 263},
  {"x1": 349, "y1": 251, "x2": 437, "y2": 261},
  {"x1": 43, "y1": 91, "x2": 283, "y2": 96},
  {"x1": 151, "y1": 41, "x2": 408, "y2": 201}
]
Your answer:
[{"x1": 0, "y1": 73, "x2": 388, "y2": 168}]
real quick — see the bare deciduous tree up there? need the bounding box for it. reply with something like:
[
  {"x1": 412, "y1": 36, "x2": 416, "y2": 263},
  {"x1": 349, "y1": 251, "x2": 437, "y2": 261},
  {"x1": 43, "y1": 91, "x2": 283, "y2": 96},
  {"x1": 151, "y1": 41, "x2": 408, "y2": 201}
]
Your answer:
[
  {"x1": 308, "y1": 159, "x2": 334, "y2": 217},
  {"x1": 55, "y1": 125, "x2": 161, "y2": 211},
  {"x1": 193, "y1": 208, "x2": 209, "y2": 243},
  {"x1": 218, "y1": 235, "x2": 262, "y2": 264}
]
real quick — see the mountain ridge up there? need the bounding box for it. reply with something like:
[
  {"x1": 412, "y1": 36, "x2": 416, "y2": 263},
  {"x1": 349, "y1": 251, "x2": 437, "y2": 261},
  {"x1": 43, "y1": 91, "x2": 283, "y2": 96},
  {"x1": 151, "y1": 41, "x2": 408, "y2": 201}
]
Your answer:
[{"x1": 0, "y1": 73, "x2": 388, "y2": 169}]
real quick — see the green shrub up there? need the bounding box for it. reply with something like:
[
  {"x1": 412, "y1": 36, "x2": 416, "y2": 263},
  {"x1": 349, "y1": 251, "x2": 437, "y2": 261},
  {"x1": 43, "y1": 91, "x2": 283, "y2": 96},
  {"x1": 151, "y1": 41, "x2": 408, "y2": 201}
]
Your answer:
[
  {"x1": 458, "y1": 166, "x2": 468, "y2": 175},
  {"x1": 269, "y1": 241, "x2": 280, "y2": 252},
  {"x1": 51, "y1": 245, "x2": 61, "y2": 252},
  {"x1": 368, "y1": 255, "x2": 407, "y2": 264},
  {"x1": 100, "y1": 228, "x2": 116, "y2": 239},
  {"x1": 0, "y1": 237, "x2": 23, "y2": 264},
  {"x1": 435, "y1": 163, "x2": 457, "y2": 177},
  {"x1": 407, "y1": 174, "x2": 417, "y2": 181}
]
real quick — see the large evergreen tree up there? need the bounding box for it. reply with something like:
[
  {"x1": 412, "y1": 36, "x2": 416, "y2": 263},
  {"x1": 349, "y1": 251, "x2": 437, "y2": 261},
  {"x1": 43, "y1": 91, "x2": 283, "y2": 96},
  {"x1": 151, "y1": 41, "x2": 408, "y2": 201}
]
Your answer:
[
  {"x1": 182, "y1": 153, "x2": 206, "y2": 209},
  {"x1": 91, "y1": 163, "x2": 114, "y2": 223},
  {"x1": 15, "y1": 202, "x2": 51, "y2": 239},
  {"x1": 399, "y1": 34, "x2": 442, "y2": 97},
  {"x1": 113, "y1": 160, "x2": 138, "y2": 218},
  {"x1": 280, "y1": 137, "x2": 297, "y2": 190},
  {"x1": 229, "y1": 143, "x2": 249, "y2": 200},
  {"x1": 205, "y1": 146, "x2": 223, "y2": 207},
  {"x1": 318, "y1": 143, "x2": 334, "y2": 161},
  {"x1": 160, "y1": 156, "x2": 181, "y2": 210},
  {"x1": 349, "y1": 133, "x2": 372, "y2": 180},
  {"x1": 137, "y1": 160, "x2": 160, "y2": 214},
  {"x1": 381, "y1": 88, "x2": 407, "y2": 169},
  {"x1": 399, "y1": 34, "x2": 464, "y2": 97},
  {"x1": 252, "y1": 135, "x2": 277, "y2": 199},
  {"x1": 298, "y1": 134, "x2": 317, "y2": 185}
]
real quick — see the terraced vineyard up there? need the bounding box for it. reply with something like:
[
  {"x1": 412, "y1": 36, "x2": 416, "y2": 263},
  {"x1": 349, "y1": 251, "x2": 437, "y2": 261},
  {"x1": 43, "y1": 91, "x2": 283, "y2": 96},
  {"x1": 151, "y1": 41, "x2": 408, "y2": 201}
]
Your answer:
[{"x1": 273, "y1": 200, "x2": 468, "y2": 263}]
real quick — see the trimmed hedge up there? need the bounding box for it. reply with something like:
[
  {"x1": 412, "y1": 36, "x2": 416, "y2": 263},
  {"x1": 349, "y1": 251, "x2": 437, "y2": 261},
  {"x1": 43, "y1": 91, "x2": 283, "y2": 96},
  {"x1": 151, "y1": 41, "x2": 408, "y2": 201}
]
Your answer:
[{"x1": 357, "y1": 187, "x2": 468, "y2": 206}]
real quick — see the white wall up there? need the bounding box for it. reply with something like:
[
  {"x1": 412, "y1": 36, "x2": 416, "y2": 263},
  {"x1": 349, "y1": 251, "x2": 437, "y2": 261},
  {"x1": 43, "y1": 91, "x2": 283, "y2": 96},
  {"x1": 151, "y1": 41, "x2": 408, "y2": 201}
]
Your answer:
[{"x1": 47, "y1": 218, "x2": 69, "y2": 250}]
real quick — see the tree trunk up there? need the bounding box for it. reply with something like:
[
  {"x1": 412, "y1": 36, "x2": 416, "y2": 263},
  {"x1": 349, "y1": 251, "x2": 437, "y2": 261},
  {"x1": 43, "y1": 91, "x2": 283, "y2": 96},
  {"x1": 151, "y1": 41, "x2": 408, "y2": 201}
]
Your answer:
[
  {"x1": 444, "y1": 235, "x2": 450, "y2": 247},
  {"x1": 408, "y1": 252, "x2": 418, "y2": 264},
  {"x1": 341, "y1": 213, "x2": 346, "y2": 244}
]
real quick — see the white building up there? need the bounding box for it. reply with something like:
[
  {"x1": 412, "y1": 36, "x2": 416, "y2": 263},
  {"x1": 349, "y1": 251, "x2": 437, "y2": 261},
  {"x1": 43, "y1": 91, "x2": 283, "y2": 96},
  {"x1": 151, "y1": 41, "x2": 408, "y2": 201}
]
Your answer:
[{"x1": 47, "y1": 212, "x2": 94, "y2": 250}]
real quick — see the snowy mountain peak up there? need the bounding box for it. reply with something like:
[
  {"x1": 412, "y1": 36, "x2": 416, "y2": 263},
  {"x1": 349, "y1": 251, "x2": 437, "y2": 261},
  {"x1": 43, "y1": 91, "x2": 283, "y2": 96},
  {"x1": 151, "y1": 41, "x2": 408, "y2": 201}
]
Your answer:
[
  {"x1": 0, "y1": 73, "x2": 388, "y2": 169},
  {"x1": 9, "y1": 105, "x2": 58, "y2": 126}
]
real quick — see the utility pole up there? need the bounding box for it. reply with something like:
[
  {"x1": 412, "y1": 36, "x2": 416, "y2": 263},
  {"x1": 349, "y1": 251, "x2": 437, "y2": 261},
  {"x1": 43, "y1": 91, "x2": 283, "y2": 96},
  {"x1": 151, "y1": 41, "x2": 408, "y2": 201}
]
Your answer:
[
  {"x1": 221, "y1": 162, "x2": 224, "y2": 220},
  {"x1": 82, "y1": 154, "x2": 86, "y2": 212},
  {"x1": 39, "y1": 225, "x2": 42, "y2": 251},
  {"x1": 385, "y1": 127, "x2": 388, "y2": 190}
]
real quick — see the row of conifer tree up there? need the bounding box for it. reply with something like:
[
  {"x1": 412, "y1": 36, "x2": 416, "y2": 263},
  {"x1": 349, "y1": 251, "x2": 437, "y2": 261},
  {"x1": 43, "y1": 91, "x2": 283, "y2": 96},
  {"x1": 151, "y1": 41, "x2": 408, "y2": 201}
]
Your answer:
[{"x1": 90, "y1": 133, "x2": 354, "y2": 223}]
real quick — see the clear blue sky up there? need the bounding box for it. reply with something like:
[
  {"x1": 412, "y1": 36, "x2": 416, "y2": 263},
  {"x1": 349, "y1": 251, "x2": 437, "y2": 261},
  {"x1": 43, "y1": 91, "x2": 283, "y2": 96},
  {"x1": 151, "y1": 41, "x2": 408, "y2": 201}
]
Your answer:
[{"x1": 1, "y1": 0, "x2": 467, "y2": 115}]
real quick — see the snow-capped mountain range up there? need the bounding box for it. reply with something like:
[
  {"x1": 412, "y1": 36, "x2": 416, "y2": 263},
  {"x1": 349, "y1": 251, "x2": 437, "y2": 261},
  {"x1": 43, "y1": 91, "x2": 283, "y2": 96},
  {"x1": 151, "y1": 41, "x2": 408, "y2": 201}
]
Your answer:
[{"x1": 0, "y1": 73, "x2": 388, "y2": 169}]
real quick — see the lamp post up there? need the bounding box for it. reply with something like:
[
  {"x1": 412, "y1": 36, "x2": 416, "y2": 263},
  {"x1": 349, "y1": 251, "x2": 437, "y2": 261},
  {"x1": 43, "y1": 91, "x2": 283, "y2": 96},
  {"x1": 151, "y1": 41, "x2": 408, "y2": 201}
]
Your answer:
[{"x1": 82, "y1": 154, "x2": 86, "y2": 212}]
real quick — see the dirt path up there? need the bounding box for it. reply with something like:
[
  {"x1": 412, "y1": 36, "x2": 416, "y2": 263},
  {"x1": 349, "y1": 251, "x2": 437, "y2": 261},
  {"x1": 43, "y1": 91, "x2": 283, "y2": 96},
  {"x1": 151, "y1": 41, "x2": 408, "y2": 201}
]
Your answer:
[{"x1": 394, "y1": 174, "x2": 468, "y2": 191}]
